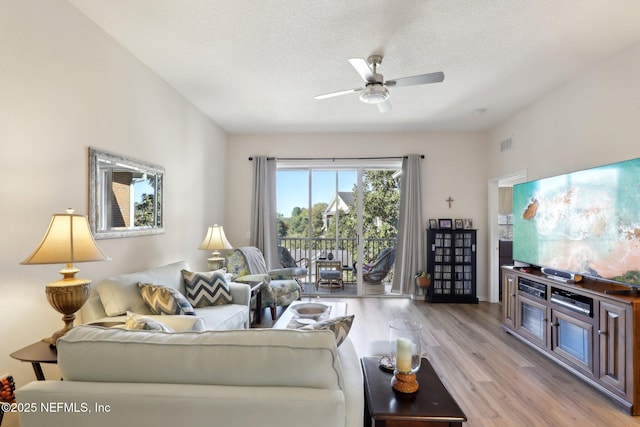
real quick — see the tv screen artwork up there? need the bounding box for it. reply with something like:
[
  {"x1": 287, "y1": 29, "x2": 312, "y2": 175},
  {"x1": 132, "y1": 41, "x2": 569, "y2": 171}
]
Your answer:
[{"x1": 513, "y1": 157, "x2": 640, "y2": 286}]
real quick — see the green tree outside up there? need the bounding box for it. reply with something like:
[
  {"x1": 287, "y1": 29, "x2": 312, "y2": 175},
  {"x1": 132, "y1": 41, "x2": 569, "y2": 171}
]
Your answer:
[{"x1": 279, "y1": 170, "x2": 399, "y2": 241}]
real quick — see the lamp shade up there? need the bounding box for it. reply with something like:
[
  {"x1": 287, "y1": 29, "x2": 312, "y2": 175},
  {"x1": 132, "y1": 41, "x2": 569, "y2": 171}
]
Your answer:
[
  {"x1": 21, "y1": 211, "x2": 110, "y2": 265},
  {"x1": 198, "y1": 225, "x2": 233, "y2": 251}
]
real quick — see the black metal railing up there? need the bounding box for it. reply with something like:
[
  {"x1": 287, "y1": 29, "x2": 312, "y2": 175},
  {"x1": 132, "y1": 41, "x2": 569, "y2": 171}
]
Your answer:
[{"x1": 278, "y1": 237, "x2": 396, "y2": 284}]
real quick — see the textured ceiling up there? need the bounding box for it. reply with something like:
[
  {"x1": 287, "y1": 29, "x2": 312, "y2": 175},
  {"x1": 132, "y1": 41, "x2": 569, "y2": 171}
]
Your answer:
[{"x1": 68, "y1": 0, "x2": 640, "y2": 134}]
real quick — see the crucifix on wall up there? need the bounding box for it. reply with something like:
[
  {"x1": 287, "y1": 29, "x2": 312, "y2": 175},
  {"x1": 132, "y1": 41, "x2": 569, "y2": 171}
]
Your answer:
[{"x1": 446, "y1": 196, "x2": 454, "y2": 208}]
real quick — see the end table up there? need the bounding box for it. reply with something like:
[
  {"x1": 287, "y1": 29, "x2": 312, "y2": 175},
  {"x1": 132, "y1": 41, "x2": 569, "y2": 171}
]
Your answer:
[
  {"x1": 361, "y1": 356, "x2": 467, "y2": 426},
  {"x1": 10, "y1": 341, "x2": 57, "y2": 381},
  {"x1": 235, "y1": 280, "x2": 263, "y2": 325}
]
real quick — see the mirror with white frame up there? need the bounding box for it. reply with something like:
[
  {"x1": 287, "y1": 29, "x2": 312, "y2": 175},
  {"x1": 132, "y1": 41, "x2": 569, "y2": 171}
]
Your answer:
[{"x1": 89, "y1": 147, "x2": 164, "y2": 239}]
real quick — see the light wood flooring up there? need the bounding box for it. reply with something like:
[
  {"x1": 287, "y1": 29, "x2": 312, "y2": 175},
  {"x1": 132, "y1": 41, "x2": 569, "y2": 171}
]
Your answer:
[{"x1": 257, "y1": 298, "x2": 640, "y2": 427}]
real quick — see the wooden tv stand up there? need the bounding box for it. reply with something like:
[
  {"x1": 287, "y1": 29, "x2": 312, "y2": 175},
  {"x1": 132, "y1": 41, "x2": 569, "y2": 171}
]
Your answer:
[{"x1": 501, "y1": 266, "x2": 640, "y2": 415}]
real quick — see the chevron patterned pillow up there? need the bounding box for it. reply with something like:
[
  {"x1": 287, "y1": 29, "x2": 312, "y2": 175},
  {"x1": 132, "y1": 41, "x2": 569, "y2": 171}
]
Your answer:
[
  {"x1": 300, "y1": 315, "x2": 355, "y2": 347},
  {"x1": 181, "y1": 269, "x2": 232, "y2": 308},
  {"x1": 138, "y1": 283, "x2": 196, "y2": 315}
]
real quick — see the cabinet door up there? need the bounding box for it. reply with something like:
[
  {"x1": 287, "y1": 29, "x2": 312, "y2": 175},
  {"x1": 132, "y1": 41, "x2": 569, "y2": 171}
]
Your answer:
[
  {"x1": 428, "y1": 230, "x2": 453, "y2": 298},
  {"x1": 453, "y1": 230, "x2": 476, "y2": 297},
  {"x1": 516, "y1": 294, "x2": 548, "y2": 348},
  {"x1": 502, "y1": 270, "x2": 517, "y2": 329},
  {"x1": 550, "y1": 310, "x2": 594, "y2": 374},
  {"x1": 598, "y1": 300, "x2": 627, "y2": 395}
]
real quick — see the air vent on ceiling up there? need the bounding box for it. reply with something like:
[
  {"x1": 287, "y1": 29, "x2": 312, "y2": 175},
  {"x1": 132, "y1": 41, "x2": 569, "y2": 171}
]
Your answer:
[{"x1": 500, "y1": 138, "x2": 513, "y2": 152}]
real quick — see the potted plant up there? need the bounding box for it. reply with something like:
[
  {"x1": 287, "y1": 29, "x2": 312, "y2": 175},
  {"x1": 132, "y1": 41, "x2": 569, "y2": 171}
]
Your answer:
[{"x1": 415, "y1": 272, "x2": 431, "y2": 288}]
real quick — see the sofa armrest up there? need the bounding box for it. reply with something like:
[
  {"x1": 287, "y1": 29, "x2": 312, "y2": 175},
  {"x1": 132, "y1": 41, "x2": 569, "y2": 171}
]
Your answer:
[
  {"x1": 268, "y1": 267, "x2": 298, "y2": 277},
  {"x1": 228, "y1": 282, "x2": 251, "y2": 307},
  {"x1": 236, "y1": 273, "x2": 271, "y2": 283}
]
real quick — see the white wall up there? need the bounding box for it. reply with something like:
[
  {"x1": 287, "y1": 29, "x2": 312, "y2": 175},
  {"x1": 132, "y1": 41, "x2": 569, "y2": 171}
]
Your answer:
[
  {"x1": 487, "y1": 41, "x2": 640, "y2": 180},
  {"x1": 0, "y1": 0, "x2": 227, "y2": 408},
  {"x1": 225, "y1": 131, "x2": 489, "y2": 296}
]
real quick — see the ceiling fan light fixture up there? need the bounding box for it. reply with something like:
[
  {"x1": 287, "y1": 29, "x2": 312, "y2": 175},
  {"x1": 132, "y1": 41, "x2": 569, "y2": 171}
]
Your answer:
[{"x1": 359, "y1": 84, "x2": 389, "y2": 104}]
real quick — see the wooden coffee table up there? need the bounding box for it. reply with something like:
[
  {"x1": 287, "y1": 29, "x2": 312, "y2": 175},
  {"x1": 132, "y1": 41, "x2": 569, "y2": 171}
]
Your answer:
[
  {"x1": 361, "y1": 356, "x2": 467, "y2": 426},
  {"x1": 273, "y1": 300, "x2": 347, "y2": 329}
]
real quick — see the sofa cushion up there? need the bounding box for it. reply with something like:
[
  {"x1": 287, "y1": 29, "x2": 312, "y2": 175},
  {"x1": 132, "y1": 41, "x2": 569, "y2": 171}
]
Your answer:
[
  {"x1": 181, "y1": 269, "x2": 232, "y2": 307},
  {"x1": 95, "y1": 261, "x2": 190, "y2": 316},
  {"x1": 195, "y1": 304, "x2": 249, "y2": 330},
  {"x1": 138, "y1": 283, "x2": 196, "y2": 315},
  {"x1": 57, "y1": 326, "x2": 343, "y2": 390},
  {"x1": 301, "y1": 315, "x2": 354, "y2": 347},
  {"x1": 125, "y1": 312, "x2": 174, "y2": 332}
]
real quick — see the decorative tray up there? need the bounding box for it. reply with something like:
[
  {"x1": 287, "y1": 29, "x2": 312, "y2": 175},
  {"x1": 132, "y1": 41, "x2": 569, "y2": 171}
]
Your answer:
[{"x1": 290, "y1": 303, "x2": 330, "y2": 320}]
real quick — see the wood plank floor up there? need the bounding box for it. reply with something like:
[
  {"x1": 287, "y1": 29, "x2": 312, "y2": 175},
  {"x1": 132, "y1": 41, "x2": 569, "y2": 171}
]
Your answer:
[{"x1": 257, "y1": 298, "x2": 640, "y2": 427}]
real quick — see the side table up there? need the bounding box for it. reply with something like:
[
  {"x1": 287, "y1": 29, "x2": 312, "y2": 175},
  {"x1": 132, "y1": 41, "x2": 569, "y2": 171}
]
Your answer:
[
  {"x1": 10, "y1": 341, "x2": 57, "y2": 381},
  {"x1": 361, "y1": 356, "x2": 467, "y2": 426},
  {"x1": 316, "y1": 260, "x2": 344, "y2": 289},
  {"x1": 236, "y1": 280, "x2": 263, "y2": 325}
]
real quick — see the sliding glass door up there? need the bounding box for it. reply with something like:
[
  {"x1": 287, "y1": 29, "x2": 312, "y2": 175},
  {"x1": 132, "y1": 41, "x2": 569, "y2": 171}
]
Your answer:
[{"x1": 276, "y1": 160, "x2": 401, "y2": 297}]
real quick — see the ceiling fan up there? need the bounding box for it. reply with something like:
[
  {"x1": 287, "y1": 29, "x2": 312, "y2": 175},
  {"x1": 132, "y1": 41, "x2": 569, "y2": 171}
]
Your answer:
[{"x1": 314, "y1": 55, "x2": 444, "y2": 113}]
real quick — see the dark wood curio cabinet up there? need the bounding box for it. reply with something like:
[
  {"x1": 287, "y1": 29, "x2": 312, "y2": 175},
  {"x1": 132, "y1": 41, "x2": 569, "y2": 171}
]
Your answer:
[{"x1": 426, "y1": 229, "x2": 478, "y2": 303}]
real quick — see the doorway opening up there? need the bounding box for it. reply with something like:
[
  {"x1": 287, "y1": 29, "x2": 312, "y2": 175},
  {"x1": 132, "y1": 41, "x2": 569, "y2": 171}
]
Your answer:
[{"x1": 488, "y1": 170, "x2": 527, "y2": 303}]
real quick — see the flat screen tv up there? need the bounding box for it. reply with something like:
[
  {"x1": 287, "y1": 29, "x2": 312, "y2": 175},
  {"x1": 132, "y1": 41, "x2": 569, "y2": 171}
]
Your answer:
[{"x1": 513, "y1": 157, "x2": 640, "y2": 288}]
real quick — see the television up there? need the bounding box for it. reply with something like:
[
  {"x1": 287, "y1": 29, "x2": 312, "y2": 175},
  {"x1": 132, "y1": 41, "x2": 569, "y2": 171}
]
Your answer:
[{"x1": 513, "y1": 157, "x2": 640, "y2": 288}]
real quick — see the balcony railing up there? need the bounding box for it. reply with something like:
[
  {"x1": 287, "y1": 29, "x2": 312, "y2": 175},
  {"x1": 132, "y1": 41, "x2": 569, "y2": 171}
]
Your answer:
[{"x1": 278, "y1": 237, "x2": 396, "y2": 284}]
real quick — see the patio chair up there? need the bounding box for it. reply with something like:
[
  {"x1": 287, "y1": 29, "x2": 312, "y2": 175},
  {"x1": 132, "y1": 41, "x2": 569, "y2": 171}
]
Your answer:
[
  {"x1": 277, "y1": 246, "x2": 309, "y2": 285},
  {"x1": 226, "y1": 246, "x2": 302, "y2": 320},
  {"x1": 357, "y1": 247, "x2": 396, "y2": 284}
]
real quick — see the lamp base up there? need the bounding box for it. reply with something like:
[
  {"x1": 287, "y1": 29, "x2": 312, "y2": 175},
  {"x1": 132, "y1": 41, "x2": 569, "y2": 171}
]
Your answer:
[
  {"x1": 207, "y1": 257, "x2": 225, "y2": 271},
  {"x1": 42, "y1": 313, "x2": 77, "y2": 346},
  {"x1": 391, "y1": 371, "x2": 419, "y2": 393},
  {"x1": 44, "y1": 279, "x2": 92, "y2": 347}
]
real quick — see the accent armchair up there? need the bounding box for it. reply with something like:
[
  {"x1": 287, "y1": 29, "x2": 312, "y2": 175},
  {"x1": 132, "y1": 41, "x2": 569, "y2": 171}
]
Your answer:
[
  {"x1": 357, "y1": 247, "x2": 396, "y2": 284},
  {"x1": 227, "y1": 246, "x2": 302, "y2": 320}
]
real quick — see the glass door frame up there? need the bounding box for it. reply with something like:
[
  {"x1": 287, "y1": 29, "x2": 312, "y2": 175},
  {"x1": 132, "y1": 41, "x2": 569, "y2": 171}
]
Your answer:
[
  {"x1": 310, "y1": 167, "x2": 363, "y2": 296},
  {"x1": 276, "y1": 158, "x2": 402, "y2": 298}
]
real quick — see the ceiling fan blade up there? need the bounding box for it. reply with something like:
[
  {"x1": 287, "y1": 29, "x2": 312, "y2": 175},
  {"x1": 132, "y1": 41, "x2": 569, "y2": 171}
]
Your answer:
[
  {"x1": 314, "y1": 88, "x2": 362, "y2": 100},
  {"x1": 386, "y1": 71, "x2": 444, "y2": 87},
  {"x1": 377, "y1": 99, "x2": 392, "y2": 113},
  {"x1": 348, "y1": 58, "x2": 375, "y2": 83}
]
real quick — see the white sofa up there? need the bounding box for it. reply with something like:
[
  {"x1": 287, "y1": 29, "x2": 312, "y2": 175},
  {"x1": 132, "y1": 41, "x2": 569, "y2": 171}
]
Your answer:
[
  {"x1": 81, "y1": 261, "x2": 251, "y2": 331},
  {"x1": 17, "y1": 326, "x2": 364, "y2": 427}
]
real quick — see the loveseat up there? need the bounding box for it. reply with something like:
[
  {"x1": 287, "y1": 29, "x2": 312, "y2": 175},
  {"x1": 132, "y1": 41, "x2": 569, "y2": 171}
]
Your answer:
[
  {"x1": 17, "y1": 325, "x2": 364, "y2": 427},
  {"x1": 81, "y1": 261, "x2": 251, "y2": 331}
]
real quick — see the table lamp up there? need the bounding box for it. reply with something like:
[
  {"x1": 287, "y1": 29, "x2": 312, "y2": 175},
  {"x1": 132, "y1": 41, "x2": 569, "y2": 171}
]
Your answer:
[
  {"x1": 21, "y1": 209, "x2": 110, "y2": 346},
  {"x1": 199, "y1": 224, "x2": 233, "y2": 270}
]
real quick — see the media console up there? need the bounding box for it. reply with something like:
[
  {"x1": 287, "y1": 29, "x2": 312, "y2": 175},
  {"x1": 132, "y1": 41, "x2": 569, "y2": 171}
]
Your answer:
[{"x1": 502, "y1": 266, "x2": 640, "y2": 415}]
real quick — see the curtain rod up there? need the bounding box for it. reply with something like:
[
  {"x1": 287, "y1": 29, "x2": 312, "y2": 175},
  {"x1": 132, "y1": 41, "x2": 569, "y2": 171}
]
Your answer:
[{"x1": 247, "y1": 155, "x2": 424, "y2": 161}]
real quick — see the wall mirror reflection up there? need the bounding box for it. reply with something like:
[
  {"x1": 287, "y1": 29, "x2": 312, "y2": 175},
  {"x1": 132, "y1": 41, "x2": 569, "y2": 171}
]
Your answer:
[{"x1": 89, "y1": 147, "x2": 164, "y2": 239}]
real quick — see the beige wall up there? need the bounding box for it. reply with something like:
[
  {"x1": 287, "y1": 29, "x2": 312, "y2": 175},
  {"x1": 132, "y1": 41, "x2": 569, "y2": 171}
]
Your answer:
[
  {"x1": 0, "y1": 0, "x2": 227, "y2": 402},
  {"x1": 225, "y1": 131, "x2": 489, "y2": 295}
]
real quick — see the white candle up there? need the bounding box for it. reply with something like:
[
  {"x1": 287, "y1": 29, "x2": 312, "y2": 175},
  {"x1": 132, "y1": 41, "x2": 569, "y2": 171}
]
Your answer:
[{"x1": 396, "y1": 337, "x2": 413, "y2": 373}]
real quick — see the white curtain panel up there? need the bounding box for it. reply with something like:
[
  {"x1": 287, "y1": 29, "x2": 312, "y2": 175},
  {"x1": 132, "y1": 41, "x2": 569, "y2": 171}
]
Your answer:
[
  {"x1": 250, "y1": 156, "x2": 278, "y2": 269},
  {"x1": 391, "y1": 154, "x2": 424, "y2": 294}
]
